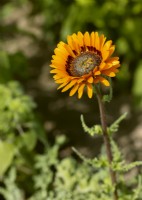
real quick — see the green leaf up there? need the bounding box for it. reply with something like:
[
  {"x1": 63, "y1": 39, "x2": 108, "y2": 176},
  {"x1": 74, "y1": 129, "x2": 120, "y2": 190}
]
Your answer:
[
  {"x1": 21, "y1": 131, "x2": 37, "y2": 151},
  {"x1": 72, "y1": 147, "x2": 109, "y2": 169},
  {"x1": 108, "y1": 112, "x2": 127, "y2": 135},
  {"x1": 132, "y1": 176, "x2": 142, "y2": 200},
  {"x1": 0, "y1": 141, "x2": 15, "y2": 177},
  {"x1": 80, "y1": 114, "x2": 102, "y2": 136}
]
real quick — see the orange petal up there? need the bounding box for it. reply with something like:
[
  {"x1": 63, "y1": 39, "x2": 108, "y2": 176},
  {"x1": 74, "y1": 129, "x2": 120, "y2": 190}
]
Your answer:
[
  {"x1": 106, "y1": 57, "x2": 119, "y2": 63},
  {"x1": 102, "y1": 40, "x2": 113, "y2": 60},
  {"x1": 113, "y1": 64, "x2": 120, "y2": 69},
  {"x1": 84, "y1": 32, "x2": 90, "y2": 46},
  {"x1": 102, "y1": 50, "x2": 110, "y2": 61},
  {"x1": 90, "y1": 32, "x2": 95, "y2": 47},
  {"x1": 67, "y1": 35, "x2": 74, "y2": 50},
  {"x1": 91, "y1": 32, "x2": 100, "y2": 49},
  {"x1": 99, "y1": 62, "x2": 106, "y2": 70},
  {"x1": 50, "y1": 63, "x2": 66, "y2": 70},
  {"x1": 87, "y1": 83, "x2": 93, "y2": 98},
  {"x1": 105, "y1": 60, "x2": 120, "y2": 68},
  {"x1": 54, "y1": 48, "x2": 68, "y2": 60},
  {"x1": 107, "y1": 65, "x2": 120, "y2": 71},
  {"x1": 77, "y1": 77, "x2": 84, "y2": 83},
  {"x1": 53, "y1": 75, "x2": 60, "y2": 80},
  {"x1": 109, "y1": 45, "x2": 115, "y2": 57},
  {"x1": 94, "y1": 32, "x2": 100, "y2": 50},
  {"x1": 61, "y1": 79, "x2": 77, "y2": 92},
  {"x1": 87, "y1": 76, "x2": 93, "y2": 83},
  {"x1": 100, "y1": 78, "x2": 110, "y2": 86},
  {"x1": 50, "y1": 69, "x2": 66, "y2": 74},
  {"x1": 54, "y1": 74, "x2": 65, "y2": 80},
  {"x1": 55, "y1": 77, "x2": 71, "y2": 83},
  {"x1": 103, "y1": 40, "x2": 112, "y2": 50},
  {"x1": 51, "y1": 61, "x2": 66, "y2": 69},
  {"x1": 50, "y1": 64, "x2": 58, "y2": 69},
  {"x1": 105, "y1": 63, "x2": 120, "y2": 70},
  {"x1": 72, "y1": 33, "x2": 80, "y2": 53},
  {"x1": 112, "y1": 60, "x2": 120, "y2": 65},
  {"x1": 102, "y1": 70, "x2": 116, "y2": 77},
  {"x1": 78, "y1": 83, "x2": 85, "y2": 99},
  {"x1": 69, "y1": 84, "x2": 79, "y2": 96},
  {"x1": 57, "y1": 42, "x2": 70, "y2": 56},
  {"x1": 62, "y1": 43, "x2": 76, "y2": 58},
  {"x1": 77, "y1": 31, "x2": 84, "y2": 46},
  {"x1": 52, "y1": 55, "x2": 66, "y2": 62},
  {"x1": 57, "y1": 81, "x2": 70, "y2": 90},
  {"x1": 99, "y1": 34, "x2": 106, "y2": 50},
  {"x1": 94, "y1": 70, "x2": 101, "y2": 75},
  {"x1": 52, "y1": 57, "x2": 66, "y2": 66},
  {"x1": 105, "y1": 68, "x2": 119, "y2": 74}
]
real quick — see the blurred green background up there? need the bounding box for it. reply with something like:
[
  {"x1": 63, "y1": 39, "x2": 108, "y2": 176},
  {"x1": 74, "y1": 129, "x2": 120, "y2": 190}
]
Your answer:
[
  {"x1": 0, "y1": 0, "x2": 142, "y2": 198},
  {"x1": 0, "y1": 0, "x2": 142, "y2": 153}
]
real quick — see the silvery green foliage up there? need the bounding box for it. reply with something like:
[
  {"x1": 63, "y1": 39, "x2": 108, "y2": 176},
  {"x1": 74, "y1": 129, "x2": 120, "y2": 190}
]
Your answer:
[
  {"x1": 80, "y1": 112, "x2": 142, "y2": 199},
  {"x1": 108, "y1": 112, "x2": 127, "y2": 135},
  {"x1": 0, "y1": 137, "x2": 142, "y2": 200},
  {"x1": 80, "y1": 114, "x2": 102, "y2": 136},
  {"x1": 0, "y1": 82, "x2": 142, "y2": 200},
  {"x1": 0, "y1": 168, "x2": 23, "y2": 200},
  {"x1": 81, "y1": 112, "x2": 128, "y2": 137},
  {"x1": 110, "y1": 139, "x2": 142, "y2": 172},
  {"x1": 0, "y1": 81, "x2": 46, "y2": 178},
  {"x1": 0, "y1": 81, "x2": 36, "y2": 135}
]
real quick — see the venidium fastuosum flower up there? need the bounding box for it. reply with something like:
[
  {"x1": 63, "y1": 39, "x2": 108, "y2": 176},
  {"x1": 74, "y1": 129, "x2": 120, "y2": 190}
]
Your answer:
[{"x1": 50, "y1": 32, "x2": 120, "y2": 99}]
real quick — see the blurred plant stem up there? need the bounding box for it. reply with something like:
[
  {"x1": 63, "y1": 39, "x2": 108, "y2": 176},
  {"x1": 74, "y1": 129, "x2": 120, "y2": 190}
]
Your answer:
[{"x1": 96, "y1": 86, "x2": 118, "y2": 200}]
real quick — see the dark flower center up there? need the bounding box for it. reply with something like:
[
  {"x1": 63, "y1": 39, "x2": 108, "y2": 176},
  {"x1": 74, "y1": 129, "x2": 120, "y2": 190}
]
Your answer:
[{"x1": 67, "y1": 51, "x2": 102, "y2": 77}]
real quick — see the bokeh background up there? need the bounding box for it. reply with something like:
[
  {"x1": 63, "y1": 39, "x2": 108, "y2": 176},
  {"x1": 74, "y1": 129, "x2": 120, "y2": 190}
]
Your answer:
[
  {"x1": 0, "y1": 0, "x2": 142, "y2": 153},
  {"x1": 0, "y1": 0, "x2": 142, "y2": 177},
  {"x1": 0, "y1": 0, "x2": 142, "y2": 199}
]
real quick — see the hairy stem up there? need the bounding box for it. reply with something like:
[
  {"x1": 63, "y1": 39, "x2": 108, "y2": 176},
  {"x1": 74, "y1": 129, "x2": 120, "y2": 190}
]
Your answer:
[{"x1": 96, "y1": 88, "x2": 118, "y2": 200}]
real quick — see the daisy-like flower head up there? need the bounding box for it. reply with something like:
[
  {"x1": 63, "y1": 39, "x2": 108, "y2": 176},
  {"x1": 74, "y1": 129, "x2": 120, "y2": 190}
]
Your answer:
[{"x1": 50, "y1": 32, "x2": 120, "y2": 99}]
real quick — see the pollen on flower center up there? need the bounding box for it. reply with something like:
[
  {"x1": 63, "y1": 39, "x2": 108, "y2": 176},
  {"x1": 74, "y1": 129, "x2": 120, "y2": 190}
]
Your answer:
[{"x1": 67, "y1": 52, "x2": 102, "y2": 77}]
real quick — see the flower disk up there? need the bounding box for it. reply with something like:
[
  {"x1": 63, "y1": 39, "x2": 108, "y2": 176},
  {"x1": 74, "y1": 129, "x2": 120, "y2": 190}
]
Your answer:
[{"x1": 50, "y1": 32, "x2": 120, "y2": 99}]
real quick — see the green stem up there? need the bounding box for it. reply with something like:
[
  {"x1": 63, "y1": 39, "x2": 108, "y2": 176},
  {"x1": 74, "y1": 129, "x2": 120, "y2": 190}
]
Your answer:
[{"x1": 96, "y1": 87, "x2": 118, "y2": 200}]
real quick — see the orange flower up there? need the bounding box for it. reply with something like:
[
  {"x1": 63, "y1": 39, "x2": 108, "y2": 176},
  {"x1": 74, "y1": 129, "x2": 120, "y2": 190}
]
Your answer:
[{"x1": 50, "y1": 32, "x2": 120, "y2": 98}]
